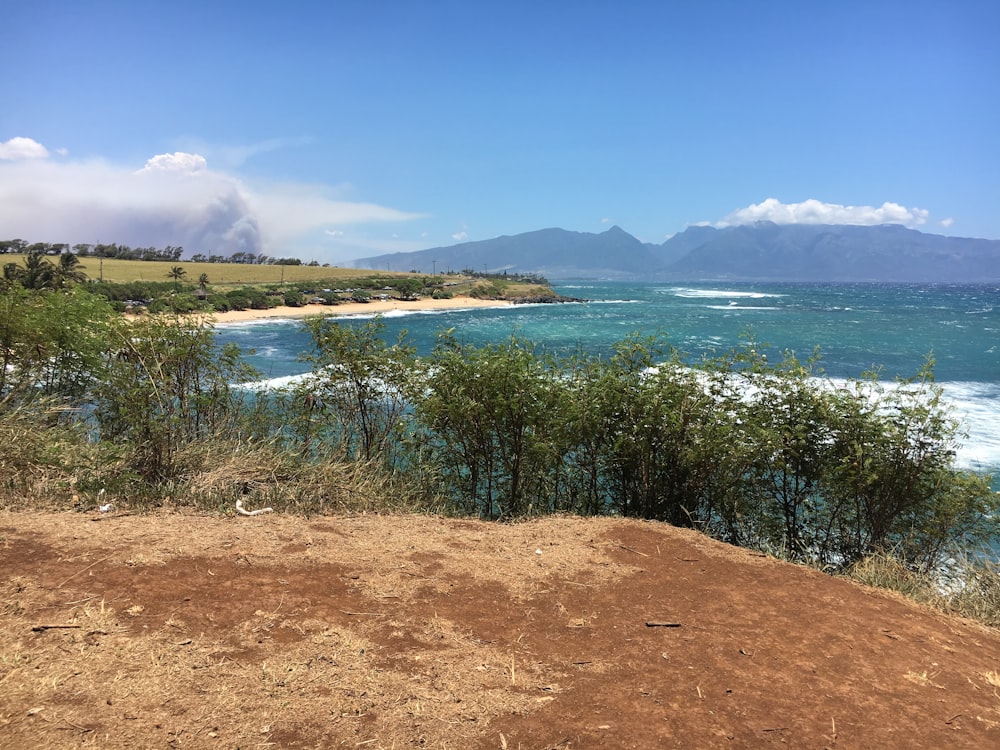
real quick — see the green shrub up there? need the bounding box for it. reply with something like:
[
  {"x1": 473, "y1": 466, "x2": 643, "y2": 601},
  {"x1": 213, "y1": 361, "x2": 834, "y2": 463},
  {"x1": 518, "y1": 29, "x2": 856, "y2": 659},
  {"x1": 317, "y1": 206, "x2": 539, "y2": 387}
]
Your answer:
[{"x1": 93, "y1": 316, "x2": 260, "y2": 482}]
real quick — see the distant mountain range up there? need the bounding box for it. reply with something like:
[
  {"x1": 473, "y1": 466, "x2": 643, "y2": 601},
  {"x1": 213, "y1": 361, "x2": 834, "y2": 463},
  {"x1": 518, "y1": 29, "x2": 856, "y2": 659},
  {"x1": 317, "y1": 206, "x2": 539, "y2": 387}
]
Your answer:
[{"x1": 351, "y1": 223, "x2": 1000, "y2": 282}]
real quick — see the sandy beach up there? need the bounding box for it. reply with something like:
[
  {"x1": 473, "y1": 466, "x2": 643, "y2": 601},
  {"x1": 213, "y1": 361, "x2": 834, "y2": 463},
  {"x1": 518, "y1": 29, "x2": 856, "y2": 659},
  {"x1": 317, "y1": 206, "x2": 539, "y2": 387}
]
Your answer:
[{"x1": 208, "y1": 295, "x2": 513, "y2": 324}]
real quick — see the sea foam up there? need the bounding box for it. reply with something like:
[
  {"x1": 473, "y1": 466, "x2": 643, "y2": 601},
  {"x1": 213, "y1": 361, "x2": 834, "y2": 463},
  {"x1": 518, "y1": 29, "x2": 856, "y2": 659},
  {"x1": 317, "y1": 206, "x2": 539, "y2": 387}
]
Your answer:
[{"x1": 668, "y1": 288, "x2": 786, "y2": 299}]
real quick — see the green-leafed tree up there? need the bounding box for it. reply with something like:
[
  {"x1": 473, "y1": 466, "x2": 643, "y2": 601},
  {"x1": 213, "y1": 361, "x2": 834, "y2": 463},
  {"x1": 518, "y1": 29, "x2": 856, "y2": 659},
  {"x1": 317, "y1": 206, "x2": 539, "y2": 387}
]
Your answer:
[
  {"x1": 412, "y1": 332, "x2": 567, "y2": 518},
  {"x1": 94, "y1": 315, "x2": 259, "y2": 481},
  {"x1": 296, "y1": 316, "x2": 419, "y2": 465},
  {"x1": 21, "y1": 250, "x2": 56, "y2": 290},
  {"x1": 602, "y1": 361, "x2": 738, "y2": 528},
  {"x1": 53, "y1": 252, "x2": 88, "y2": 287},
  {"x1": 713, "y1": 347, "x2": 998, "y2": 571},
  {"x1": 0, "y1": 286, "x2": 113, "y2": 405},
  {"x1": 822, "y1": 364, "x2": 997, "y2": 571}
]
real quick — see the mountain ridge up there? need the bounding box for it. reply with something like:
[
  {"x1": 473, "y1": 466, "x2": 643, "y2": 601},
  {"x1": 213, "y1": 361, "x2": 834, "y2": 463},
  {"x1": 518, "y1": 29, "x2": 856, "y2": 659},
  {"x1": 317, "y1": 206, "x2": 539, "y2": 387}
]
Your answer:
[{"x1": 352, "y1": 223, "x2": 1000, "y2": 282}]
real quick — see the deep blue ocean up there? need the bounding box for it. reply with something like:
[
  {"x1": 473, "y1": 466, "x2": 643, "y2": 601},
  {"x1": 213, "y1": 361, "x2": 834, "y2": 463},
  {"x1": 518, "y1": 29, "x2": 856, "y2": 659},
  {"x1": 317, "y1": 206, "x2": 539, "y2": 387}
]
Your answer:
[{"x1": 215, "y1": 282, "x2": 1000, "y2": 481}]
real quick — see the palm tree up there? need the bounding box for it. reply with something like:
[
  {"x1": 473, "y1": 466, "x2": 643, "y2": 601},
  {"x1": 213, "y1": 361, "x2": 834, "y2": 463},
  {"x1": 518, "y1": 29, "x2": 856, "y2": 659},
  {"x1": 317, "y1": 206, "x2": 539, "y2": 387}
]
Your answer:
[
  {"x1": 22, "y1": 250, "x2": 55, "y2": 290},
  {"x1": 167, "y1": 266, "x2": 187, "y2": 290},
  {"x1": 198, "y1": 272, "x2": 209, "y2": 290},
  {"x1": 54, "y1": 252, "x2": 88, "y2": 287}
]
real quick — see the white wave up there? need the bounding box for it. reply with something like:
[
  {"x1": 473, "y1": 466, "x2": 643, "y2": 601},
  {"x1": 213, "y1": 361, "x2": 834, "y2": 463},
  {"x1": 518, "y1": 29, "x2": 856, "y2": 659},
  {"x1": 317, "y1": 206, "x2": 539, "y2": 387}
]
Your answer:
[
  {"x1": 327, "y1": 309, "x2": 418, "y2": 321},
  {"x1": 940, "y1": 381, "x2": 1000, "y2": 473},
  {"x1": 822, "y1": 378, "x2": 1000, "y2": 475},
  {"x1": 645, "y1": 368, "x2": 1000, "y2": 477},
  {"x1": 235, "y1": 365, "x2": 999, "y2": 478},
  {"x1": 214, "y1": 316, "x2": 308, "y2": 330},
  {"x1": 668, "y1": 288, "x2": 785, "y2": 299},
  {"x1": 706, "y1": 305, "x2": 781, "y2": 311},
  {"x1": 236, "y1": 366, "x2": 407, "y2": 400},
  {"x1": 217, "y1": 303, "x2": 516, "y2": 329},
  {"x1": 235, "y1": 372, "x2": 315, "y2": 390}
]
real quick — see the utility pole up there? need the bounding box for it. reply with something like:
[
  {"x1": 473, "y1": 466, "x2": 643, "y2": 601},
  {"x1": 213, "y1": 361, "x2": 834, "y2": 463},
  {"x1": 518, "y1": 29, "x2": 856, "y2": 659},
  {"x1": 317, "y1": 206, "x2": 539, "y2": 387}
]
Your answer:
[{"x1": 432, "y1": 259, "x2": 437, "y2": 276}]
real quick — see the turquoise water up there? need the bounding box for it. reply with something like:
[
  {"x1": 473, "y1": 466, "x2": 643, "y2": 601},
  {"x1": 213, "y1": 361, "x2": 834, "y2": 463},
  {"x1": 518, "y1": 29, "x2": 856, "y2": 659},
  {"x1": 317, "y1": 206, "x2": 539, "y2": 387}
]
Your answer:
[{"x1": 215, "y1": 282, "x2": 1000, "y2": 477}]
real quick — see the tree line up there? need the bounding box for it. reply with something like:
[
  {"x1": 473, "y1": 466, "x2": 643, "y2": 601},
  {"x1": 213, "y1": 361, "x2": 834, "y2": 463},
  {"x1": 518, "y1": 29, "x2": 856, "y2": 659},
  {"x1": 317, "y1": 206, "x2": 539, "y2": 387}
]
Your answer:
[{"x1": 1, "y1": 281, "x2": 995, "y2": 577}]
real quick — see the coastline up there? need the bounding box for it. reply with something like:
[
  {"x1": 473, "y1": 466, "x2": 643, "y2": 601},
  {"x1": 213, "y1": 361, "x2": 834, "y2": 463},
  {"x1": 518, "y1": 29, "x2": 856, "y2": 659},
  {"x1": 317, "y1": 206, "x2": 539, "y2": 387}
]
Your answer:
[{"x1": 208, "y1": 296, "x2": 514, "y2": 324}]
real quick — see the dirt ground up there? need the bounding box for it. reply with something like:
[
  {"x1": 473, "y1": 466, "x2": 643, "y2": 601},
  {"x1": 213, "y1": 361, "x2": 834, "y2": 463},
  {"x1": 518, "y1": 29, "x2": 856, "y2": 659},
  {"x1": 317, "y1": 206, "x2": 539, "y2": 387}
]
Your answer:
[{"x1": 1, "y1": 510, "x2": 999, "y2": 749}]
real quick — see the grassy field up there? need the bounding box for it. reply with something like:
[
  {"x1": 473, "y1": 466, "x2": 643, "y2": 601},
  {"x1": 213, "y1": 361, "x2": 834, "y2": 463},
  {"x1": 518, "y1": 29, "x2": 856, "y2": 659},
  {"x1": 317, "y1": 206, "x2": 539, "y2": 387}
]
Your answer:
[
  {"x1": 86, "y1": 258, "x2": 430, "y2": 285},
  {"x1": 2, "y1": 255, "x2": 560, "y2": 301},
  {"x1": 2, "y1": 254, "x2": 435, "y2": 286}
]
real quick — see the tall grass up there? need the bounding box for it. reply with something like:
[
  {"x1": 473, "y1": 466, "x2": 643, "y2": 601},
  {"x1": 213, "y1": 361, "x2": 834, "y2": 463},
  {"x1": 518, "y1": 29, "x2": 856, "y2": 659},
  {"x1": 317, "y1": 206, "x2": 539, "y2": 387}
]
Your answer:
[
  {"x1": 0, "y1": 407, "x2": 440, "y2": 516},
  {"x1": 847, "y1": 551, "x2": 1000, "y2": 627},
  {"x1": 175, "y1": 437, "x2": 444, "y2": 515},
  {"x1": 0, "y1": 397, "x2": 89, "y2": 507}
]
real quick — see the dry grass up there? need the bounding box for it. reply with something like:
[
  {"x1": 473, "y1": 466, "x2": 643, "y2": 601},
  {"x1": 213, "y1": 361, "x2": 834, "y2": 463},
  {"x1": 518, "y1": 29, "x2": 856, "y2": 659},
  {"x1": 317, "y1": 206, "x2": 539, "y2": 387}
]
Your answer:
[
  {"x1": 2, "y1": 254, "x2": 430, "y2": 285},
  {"x1": 0, "y1": 513, "x2": 635, "y2": 748},
  {"x1": 0, "y1": 405, "x2": 437, "y2": 516},
  {"x1": 942, "y1": 556, "x2": 1000, "y2": 627},
  {"x1": 4, "y1": 511, "x2": 1000, "y2": 748},
  {"x1": 177, "y1": 438, "x2": 431, "y2": 516},
  {"x1": 847, "y1": 552, "x2": 941, "y2": 602},
  {"x1": 846, "y1": 550, "x2": 1000, "y2": 628},
  {"x1": 0, "y1": 400, "x2": 85, "y2": 507}
]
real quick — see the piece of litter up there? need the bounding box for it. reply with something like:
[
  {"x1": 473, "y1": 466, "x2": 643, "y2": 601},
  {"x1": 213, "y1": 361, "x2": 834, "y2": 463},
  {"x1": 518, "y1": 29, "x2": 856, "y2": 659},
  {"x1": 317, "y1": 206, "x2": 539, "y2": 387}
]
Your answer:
[
  {"x1": 98, "y1": 503, "x2": 113, "y2": 513},
  {"x1": 535, "y1": 549, "x2": 543, "y2": 555},
  {"x1": 236, "y1": 499, "x2": 273, "y2": 517}
]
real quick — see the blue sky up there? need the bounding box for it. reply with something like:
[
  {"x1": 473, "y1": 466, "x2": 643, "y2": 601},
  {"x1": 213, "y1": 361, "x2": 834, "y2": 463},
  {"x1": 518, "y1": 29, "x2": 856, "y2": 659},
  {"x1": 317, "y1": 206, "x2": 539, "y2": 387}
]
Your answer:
[{"x1": 1, "y1": 1, "x2": 997, "y2": 263}]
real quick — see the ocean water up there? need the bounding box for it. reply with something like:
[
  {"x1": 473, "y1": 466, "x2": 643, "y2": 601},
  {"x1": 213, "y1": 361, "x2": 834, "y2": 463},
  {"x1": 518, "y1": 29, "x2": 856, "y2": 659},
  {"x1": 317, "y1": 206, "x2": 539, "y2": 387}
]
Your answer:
[{"x1": 215, "y1": 282, "x2": 1000, "y2": 479}]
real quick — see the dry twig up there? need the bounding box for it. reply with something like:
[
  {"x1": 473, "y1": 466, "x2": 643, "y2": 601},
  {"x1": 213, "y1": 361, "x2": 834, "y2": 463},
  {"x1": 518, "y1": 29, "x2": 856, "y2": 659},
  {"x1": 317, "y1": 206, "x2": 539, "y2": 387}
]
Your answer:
[{"x1": 31, "y1": 624, "x2": 82, "y2": 632}]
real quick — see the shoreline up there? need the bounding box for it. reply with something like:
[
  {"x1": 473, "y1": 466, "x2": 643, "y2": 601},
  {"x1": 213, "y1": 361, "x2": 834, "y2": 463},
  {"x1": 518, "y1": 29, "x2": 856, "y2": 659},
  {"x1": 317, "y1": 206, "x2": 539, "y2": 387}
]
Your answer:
[{"x1": 208, "y1": 296, "x2": 514, "y2": 324}]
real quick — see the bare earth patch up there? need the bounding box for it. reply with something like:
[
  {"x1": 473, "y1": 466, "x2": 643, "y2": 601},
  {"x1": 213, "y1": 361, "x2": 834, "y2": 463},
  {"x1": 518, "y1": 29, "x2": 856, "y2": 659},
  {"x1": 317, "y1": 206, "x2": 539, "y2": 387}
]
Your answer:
[{"x1": 1, "y1": 510, "x2": 999, "y2": 748}]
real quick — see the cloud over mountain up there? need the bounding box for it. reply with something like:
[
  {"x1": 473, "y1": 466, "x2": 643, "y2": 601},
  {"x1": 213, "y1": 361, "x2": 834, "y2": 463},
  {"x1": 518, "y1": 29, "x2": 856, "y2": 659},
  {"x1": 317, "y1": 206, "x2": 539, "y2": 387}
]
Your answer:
[
  {"x1": 0, "y1": 137, "x2": 421, "y2": 258},
  {"x1": 718, "y1": 198, "x2": 930, "y2": 228}
]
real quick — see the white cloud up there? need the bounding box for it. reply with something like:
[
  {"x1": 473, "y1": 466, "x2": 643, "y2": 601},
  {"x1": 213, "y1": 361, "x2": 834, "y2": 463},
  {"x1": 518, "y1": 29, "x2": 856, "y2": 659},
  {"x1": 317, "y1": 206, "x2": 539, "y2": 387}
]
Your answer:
[
  {"x1": 0, "y1": 136, "x2": 50, "y2": 160},
  {"x1": 451, "y1": 231, "x2": 468, "y2": 241},
  {"x1": 0, "y1": 138, "x2": 422, "y2": 260},
  {"x1": 717, "y1": 198, "x2": 930, "y2": 228},
  {"x1": 940, "y1": 217, "x2": 955, "y2": 228},
  {"x1": 138, "y1": 152, "x2": 208, "y2": 174}
]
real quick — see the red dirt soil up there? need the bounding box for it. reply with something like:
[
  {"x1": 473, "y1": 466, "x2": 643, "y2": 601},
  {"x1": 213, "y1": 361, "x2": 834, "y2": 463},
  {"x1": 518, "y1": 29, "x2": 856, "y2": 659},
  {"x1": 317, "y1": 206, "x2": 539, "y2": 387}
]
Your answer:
[{"x1": 1, "y1": 510, "x2": 999, "y2": 749}]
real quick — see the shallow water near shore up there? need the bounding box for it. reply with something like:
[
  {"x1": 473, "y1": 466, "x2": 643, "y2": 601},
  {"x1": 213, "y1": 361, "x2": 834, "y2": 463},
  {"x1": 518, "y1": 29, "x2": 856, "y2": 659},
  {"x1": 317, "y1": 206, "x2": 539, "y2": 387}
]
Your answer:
[{"x1": 215, "y1": 281, "x2": 1000, "y2": 480}]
